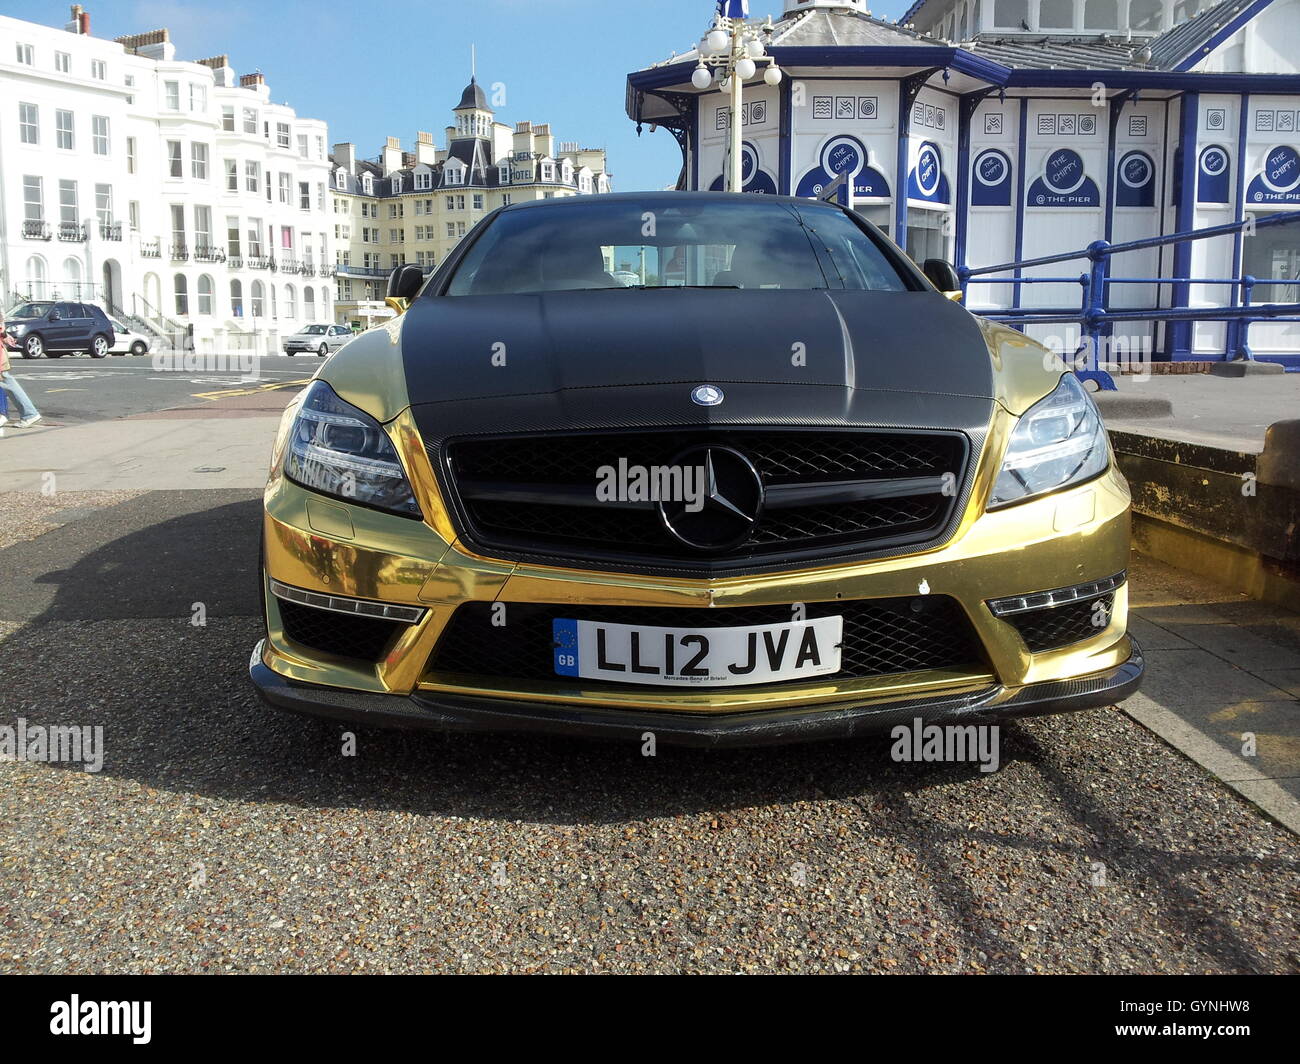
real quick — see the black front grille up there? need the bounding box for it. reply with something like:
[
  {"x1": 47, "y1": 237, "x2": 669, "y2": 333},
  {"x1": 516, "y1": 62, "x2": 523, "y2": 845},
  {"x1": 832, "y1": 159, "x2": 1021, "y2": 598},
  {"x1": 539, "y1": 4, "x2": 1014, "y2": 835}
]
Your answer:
[
  {"x1": 1006, "y1": 594, "x2": 1115, "y2": 653},
  {"x1": 441, "y1": 429, "x2": 969, "y2": 572},
  {"x1": 428, "y1": 597, "x2": 985, "y2": 690},
  {"x1": 278, "y1": 599, "x2": 406, "y2": 662}
]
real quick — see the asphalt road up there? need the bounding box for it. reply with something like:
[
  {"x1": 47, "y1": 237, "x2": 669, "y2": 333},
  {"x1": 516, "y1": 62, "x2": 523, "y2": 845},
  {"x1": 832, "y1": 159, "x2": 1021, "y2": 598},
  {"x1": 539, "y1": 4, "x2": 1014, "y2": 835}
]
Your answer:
[
  {"x1": 5, "y1": 355, "x2": 319, "y2": 424},
  {"x1": 0, "y1": 375, "x2": 1297, "y2": 974}
]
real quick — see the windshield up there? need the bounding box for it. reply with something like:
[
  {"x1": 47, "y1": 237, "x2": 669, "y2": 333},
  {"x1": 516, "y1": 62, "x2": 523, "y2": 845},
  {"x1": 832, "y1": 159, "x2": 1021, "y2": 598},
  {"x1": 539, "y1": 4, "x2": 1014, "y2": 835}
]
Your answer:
[
  {"x1": 302, "y1": 325, "x2": 328, "y2": 335},
  {"x1": 10, "y1": 302, "x2": 53, "y2": 319},
  {"x1": 444, "y1": 199, "x2": 911, "y2": 296}
]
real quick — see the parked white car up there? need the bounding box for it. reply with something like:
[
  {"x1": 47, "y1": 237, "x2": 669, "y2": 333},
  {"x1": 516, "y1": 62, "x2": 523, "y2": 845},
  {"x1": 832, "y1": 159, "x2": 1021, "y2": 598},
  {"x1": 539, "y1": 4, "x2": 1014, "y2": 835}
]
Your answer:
[
  {"x1": 107, "y1": 318, "x2": 152, "y2": 357},
  {"x1": 284, "y1": 324, "x2": 352, "y2": 357}
]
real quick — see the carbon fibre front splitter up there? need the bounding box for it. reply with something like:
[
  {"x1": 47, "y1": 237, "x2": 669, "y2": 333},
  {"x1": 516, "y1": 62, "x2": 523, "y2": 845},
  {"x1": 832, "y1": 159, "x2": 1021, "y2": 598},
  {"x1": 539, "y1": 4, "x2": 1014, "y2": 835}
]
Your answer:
[{"x1": 250, "y1": 640, "x2": 1143, "y2": 748}]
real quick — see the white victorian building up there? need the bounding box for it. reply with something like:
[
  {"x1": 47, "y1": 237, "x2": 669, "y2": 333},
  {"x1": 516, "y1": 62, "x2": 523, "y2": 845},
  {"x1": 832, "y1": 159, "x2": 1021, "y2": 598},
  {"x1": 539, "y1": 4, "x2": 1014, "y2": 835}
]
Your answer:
[{"x1": 0, "y1": 7, "x2": 334, "y2": 354}]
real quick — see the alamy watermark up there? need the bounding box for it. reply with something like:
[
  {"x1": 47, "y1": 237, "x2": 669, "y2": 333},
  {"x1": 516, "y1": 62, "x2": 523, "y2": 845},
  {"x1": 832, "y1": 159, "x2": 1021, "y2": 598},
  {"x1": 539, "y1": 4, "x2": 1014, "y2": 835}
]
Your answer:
[
  {"x1": 1041, "y1": 333, "x2": 1153, "y2": 381},
  {"x1": 595, "y1": 459, "x2": 706, "y2": 512},
  {"x1": 151, "y1": 350, "x2": 261, "y2": 381},
  {"x1": 0, "y1": 718, "x2": 104, "y2": 772},
  {"x1": 890, "y1": 718, "x2": 1001, "y2": 774}
]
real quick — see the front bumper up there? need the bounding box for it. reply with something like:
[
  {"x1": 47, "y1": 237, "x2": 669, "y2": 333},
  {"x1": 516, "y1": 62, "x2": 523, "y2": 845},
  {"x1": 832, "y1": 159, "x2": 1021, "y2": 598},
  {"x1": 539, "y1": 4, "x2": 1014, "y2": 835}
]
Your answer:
[
  {"x1": 253, "y1": 406, "x2": 1141, "y2": 745},
  {"x1": 251, "y1": 640, "x2": 1143, "y2": 747}
]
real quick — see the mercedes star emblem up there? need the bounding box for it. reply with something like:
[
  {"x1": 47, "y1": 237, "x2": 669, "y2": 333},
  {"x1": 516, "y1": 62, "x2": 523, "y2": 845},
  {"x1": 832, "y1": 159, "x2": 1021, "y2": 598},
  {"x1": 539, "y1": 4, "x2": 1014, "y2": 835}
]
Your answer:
[
  {"x1": 659, "y1": 446, "x2": 764, "y2": 552},
  {"x1": 691, "y1": 384, "x2": 725, "y2": 407}
]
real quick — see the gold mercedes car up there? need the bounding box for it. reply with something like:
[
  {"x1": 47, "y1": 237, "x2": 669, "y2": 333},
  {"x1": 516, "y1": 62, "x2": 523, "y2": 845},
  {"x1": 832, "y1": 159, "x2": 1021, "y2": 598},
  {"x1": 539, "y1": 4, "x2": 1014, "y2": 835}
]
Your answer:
[{"x1": 250, "y1": 192, "x2": 1141, "y2": 746}]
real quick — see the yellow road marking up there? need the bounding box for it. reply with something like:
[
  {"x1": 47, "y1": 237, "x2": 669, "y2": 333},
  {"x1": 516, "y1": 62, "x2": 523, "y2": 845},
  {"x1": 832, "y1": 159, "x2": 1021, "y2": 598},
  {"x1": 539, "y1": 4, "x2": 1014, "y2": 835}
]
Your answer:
[{"x1": 191, "y1": 377, "x2": 313, "y2": 402}]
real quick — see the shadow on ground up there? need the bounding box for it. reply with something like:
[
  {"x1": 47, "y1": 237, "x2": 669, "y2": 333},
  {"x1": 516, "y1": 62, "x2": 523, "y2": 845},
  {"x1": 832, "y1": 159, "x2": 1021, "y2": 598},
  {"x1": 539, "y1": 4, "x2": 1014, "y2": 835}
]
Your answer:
[{"x1": 2, "y1": 492, "x2": 1297, "y2": 972}]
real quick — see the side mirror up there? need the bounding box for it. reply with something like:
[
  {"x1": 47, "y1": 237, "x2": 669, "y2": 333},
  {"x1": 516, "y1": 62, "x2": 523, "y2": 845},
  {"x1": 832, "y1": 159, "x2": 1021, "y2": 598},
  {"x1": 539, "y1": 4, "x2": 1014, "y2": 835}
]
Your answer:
[
  {"x1": 922, "y1": 259, "x2": 963, "y2": 301},
  {"x1": 387, "y1": 264, "x2": 425, "y2": 301},
  {"x1": 385, "y1": 264, "x2": 426, "y2": 316}
]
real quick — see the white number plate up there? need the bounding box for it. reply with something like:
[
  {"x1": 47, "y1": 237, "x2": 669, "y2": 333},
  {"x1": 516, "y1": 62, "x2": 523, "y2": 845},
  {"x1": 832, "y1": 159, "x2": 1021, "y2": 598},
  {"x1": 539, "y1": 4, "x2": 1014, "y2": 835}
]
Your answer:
[{"x1": 552, "y1": 616, "x2": 843, "y2": 687}]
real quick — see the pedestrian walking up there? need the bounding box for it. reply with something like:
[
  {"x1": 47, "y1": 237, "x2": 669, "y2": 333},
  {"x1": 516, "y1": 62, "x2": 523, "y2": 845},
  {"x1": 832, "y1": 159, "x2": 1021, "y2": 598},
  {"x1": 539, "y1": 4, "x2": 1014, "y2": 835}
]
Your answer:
[{"x1": 0, "y1": 311, "x2": 42, "y2": 427}]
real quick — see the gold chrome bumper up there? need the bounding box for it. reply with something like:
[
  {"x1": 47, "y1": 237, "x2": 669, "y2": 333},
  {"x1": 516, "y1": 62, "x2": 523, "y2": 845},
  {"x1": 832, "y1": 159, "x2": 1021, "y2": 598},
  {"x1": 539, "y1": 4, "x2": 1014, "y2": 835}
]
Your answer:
[{"x1": 257, "y1": 404, "x2": 1135, "y2": 724}]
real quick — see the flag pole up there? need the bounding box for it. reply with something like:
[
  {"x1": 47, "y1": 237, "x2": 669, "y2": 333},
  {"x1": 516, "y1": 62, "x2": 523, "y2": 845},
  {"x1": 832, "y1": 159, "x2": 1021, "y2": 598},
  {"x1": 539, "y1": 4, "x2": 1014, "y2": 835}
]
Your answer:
[{"x1": 728, "y1": 19, "x2": 743, "y2": 195}]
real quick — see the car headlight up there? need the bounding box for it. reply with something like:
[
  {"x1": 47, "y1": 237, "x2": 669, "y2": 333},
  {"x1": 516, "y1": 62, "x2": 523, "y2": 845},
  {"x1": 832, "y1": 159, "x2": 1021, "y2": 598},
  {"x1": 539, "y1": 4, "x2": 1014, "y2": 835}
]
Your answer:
[
  {"x1": 989, "y1": 373, "x2": 1109, "y2": 509},
  {"x1": 9, "y1": 323, "x2": 27, "y2": 335},
  {"x1": 284, "y1": 381, "x2": 421, "y2": 517}
]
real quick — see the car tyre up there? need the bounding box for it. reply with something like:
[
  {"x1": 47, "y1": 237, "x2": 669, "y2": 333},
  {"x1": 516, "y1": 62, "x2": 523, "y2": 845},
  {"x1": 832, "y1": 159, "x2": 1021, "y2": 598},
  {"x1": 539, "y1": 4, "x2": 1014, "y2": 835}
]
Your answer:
[
  {"x1": 286, "y1": 350, "x2": 295, "y2": 357},
  {"x1": 22, "y1": 334, "x2": 44, "y2": 359},
  {"x1": 90, "y1": 334, "x2": 110, "y2": 359},
  {"x1": 130, "y1": 341, "x2": 148, "y2": 356},
  {"x1": 318, "y1": 343, "x2": 329, "y2": 357}
]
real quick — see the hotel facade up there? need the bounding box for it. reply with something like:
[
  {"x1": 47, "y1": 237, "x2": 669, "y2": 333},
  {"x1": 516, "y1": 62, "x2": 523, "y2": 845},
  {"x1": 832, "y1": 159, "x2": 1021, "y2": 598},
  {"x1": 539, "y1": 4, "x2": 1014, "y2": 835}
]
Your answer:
[
  {"x1": 627, "y1": 0, "x2": 1300, "y2": 365},
  {"x1": 329, "y1": 78, "x2": 612, "y2": 325},
  {"x1": 0, "y1": 7, "x2": 334, "y2": 354}
]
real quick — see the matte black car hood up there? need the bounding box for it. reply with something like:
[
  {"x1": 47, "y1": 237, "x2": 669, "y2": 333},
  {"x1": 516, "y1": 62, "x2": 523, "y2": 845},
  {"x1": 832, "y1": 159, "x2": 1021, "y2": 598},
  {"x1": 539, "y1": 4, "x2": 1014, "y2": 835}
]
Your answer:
[{"x1": 402, "y1": 289, "x2": 996, "y2": 441}]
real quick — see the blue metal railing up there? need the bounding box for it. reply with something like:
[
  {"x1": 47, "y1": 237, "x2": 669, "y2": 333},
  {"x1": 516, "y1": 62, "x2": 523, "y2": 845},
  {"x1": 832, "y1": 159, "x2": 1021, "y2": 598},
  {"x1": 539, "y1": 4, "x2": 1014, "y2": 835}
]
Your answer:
[{"x1": 957, "y1": 213, "x2": 1300, "y2": 389}]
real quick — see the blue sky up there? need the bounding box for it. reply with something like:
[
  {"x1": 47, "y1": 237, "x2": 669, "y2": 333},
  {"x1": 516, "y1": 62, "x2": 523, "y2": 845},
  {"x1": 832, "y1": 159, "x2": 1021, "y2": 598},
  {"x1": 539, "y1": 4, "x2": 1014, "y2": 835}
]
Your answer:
[{"x1": 3, "y1": 0, "x2": 912, "y2": 190}]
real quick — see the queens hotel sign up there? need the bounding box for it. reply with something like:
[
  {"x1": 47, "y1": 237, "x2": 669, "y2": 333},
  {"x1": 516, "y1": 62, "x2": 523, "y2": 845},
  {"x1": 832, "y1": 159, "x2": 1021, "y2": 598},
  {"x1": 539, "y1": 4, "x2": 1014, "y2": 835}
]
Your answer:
[{"x1": 626, "y1": 0, "x2": 1300, "y2": 366}]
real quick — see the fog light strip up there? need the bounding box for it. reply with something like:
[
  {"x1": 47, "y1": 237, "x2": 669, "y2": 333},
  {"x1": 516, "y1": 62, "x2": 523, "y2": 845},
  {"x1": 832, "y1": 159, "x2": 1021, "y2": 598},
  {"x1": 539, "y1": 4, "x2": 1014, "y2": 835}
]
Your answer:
[
  {"x1": 987, "y1": 571, "x2": 1126, "y2": 618},
  {"x1": 269, "y1": 579, "x2": 425, "y2": 625}
]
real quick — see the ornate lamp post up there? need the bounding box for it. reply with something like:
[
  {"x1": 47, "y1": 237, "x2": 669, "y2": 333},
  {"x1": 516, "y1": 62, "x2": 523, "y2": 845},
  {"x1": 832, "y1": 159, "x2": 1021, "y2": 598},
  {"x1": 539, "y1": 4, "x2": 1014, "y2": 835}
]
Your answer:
[{"x1": 691, "y1": 3, "x2": 782, "y2": 194}]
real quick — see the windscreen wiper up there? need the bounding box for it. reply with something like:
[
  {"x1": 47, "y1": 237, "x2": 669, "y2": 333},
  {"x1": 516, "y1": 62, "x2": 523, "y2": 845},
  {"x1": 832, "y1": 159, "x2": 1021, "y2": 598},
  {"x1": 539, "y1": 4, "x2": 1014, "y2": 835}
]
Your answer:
[{"x1": 609, "y1": 284, "x2": 742, "y2": 290}]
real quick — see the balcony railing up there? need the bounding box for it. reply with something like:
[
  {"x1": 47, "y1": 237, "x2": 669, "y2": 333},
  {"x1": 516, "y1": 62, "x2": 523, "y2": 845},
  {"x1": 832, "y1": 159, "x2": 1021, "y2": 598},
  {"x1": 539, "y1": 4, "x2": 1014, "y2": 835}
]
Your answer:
[
  {"x1": 169, "y1": 243, "x2": 189, "y2": 261},
  {"x1": 335, "y1": 264, "x2": 388, "y2": 277},
  {"x1": 247, "y1": 256, "x2": 274, "y2": 271},
  {"x1": 140, "y1": 239, "x2": 161, "y2": 258},
  {"x1": 58, "y1": 222, "x2": 88, "y2": 242},
  {"x1": 194, "y1": 245, "x2": 226, "y2": 263},
  {"x1": 226, "y1": 256, "x2": 244, "y2": 270},
  {"x1": 22, "y1": 220, "x2": 52, "y2": 241},
  {"x1": 319, "y1": 263, "x2": 335, "y2": 277},
  {"x1": 279, "y1": 258, "x2": 302, "y2": 274},
  {"x1": 99, "y1": 222, "x2": 122, "y2": 241}
]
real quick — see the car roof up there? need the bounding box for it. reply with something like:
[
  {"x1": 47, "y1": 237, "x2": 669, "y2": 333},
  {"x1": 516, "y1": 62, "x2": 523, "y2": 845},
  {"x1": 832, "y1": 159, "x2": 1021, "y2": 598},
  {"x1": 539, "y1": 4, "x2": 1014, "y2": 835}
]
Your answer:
[{"x1": 498, "y1": 190, "x2": 844, "y2": 214}]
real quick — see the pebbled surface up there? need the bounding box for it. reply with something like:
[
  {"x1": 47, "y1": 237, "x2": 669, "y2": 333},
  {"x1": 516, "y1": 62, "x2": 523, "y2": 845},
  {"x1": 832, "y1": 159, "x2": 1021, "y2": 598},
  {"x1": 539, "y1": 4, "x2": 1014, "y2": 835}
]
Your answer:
[{"x1": 0, "y1": 490, "x2": 1297, "y2": 974}]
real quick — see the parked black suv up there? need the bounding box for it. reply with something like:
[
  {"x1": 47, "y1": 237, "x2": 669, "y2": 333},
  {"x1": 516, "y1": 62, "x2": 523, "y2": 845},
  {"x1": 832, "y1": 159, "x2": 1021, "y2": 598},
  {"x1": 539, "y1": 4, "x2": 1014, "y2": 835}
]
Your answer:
[{"x1": 5, "y1": 301, "x2": 116, "y2": 359}]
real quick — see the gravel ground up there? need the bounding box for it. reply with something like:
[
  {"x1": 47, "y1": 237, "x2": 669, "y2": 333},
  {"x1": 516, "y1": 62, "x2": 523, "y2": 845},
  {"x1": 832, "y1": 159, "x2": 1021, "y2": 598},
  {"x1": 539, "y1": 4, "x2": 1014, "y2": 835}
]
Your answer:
[
  {"x1": 0, "y1": 490, "x2": 144, "y2": 552},
  {"x1": 0, "y1": 490, "x2": 1297, "y2": 974}
]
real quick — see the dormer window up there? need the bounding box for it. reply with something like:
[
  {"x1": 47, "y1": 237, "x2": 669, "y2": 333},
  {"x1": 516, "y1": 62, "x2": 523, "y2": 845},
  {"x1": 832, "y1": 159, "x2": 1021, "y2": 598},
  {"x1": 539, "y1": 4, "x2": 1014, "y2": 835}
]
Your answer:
[
  {"x1": 541, "y1": 162, "x2": 555, "y2": 182},
  {"x1": 335, "y1": 169, "x2": 347, "y2": 190},
  {"x1": 499, "y1": 164, "x2": 510, "y2": 185},
  {"x1": 392, "y1": 176, "x2": 402, "y2": 195},
  {"x1": 361, "y1": 174, "x2": 373, "y2": 195},
  {"x1": 414, "y1": 169, "x2": 432, "y2": 191},
  {"x1": 445, "y1": 164, "x2": 464, "y2": 186}
]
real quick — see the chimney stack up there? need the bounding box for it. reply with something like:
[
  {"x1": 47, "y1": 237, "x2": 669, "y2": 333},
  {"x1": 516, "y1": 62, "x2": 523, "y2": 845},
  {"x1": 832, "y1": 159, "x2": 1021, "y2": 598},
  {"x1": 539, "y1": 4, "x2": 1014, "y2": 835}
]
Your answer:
[
  {"x1": 415, "y1": 131, "x2": 438, "y2": 166},
  {"x1": 513, "y1": 122, "x2": 536, "y2": 159},
  {"x1": 333, "y1": 142, "x2": 358, "y2": 174},
  {"x1": 198, "y1": 54, "x2": 235, "y2": 86},
  {"x1": 67, "y1": 5, "x2": 91, "y2": 34},
  {"x1": 115, "y1": 27, "x2": 173, "y2": 60},
  {"x1": 382, "y1": 136, "x2": 403, "y2": 177},
  {"x1": 534, "y1": 123, "x2": 554, "y2": 159}
]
